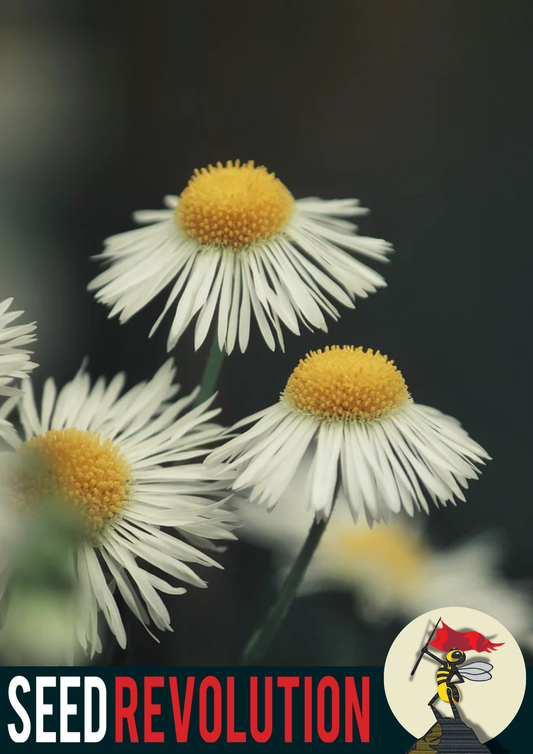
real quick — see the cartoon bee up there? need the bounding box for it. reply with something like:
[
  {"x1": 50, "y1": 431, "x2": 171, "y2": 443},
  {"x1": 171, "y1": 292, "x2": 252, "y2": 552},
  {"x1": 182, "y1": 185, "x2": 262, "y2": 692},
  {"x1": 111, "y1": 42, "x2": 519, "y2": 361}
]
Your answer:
[
  {"x1": 411, "y1": 617, "x2": 500, "y2": 721},
  {"x1": 420, "y1": 645, "x2": 493, "y2": 708}
]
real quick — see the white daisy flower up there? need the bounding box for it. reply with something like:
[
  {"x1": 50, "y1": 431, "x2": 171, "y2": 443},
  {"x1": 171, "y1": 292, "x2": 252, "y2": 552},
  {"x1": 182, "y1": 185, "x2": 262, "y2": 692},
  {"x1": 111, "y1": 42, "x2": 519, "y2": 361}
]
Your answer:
[
  {"x1": 209, "y1": 345, "x2": 489, "y2": 525},
  {"x1": 0, "y1": 297, "x2": 37, "y2": 446},
  {"x1": 1, "y1": 359, "x2": 238, "y2": 658},
  {"x1": 88, "y1": 160, "x2": 392, "y2": 353},
  {"x1": 240, "y1": 497, "x2": 533, "y2": 654}
]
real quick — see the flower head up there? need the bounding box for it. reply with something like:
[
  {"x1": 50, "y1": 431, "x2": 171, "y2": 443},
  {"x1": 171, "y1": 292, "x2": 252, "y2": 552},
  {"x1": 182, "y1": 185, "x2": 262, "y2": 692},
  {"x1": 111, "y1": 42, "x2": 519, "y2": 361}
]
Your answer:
[
  {"x1": 0, "y1": 297, "x2": 37, "y2": 446},
  {"x1": 89, "y1": 160, "x2": 392, "y2": 353},
  {"x1": 1, "y1": 360, "x2": 238, "y2": 658},
  {"x1": 284, "y1": 345, "x2": 409, "y2": 421},
  {"x1": 240, "y1": 495, "x2": 533, "y2": 654},
  {"x1": 176, "y1": 161, "x2": 295, "y2": 249},
  {"x1": 209, "y1": 345, "x2": 489, "y2": 524}
]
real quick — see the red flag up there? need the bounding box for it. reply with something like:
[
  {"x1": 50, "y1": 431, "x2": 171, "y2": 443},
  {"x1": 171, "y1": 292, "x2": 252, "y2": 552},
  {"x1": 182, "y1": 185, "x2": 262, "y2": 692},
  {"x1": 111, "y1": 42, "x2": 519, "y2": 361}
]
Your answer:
[{"x1": 429, "y1": 621, "x2": 504, "y2": 653}]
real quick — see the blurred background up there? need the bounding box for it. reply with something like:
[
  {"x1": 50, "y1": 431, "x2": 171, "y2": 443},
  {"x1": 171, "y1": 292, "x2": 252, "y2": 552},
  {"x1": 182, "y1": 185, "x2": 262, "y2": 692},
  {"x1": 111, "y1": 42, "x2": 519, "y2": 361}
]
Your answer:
[{"x1": 1, "y1": 0, "x2": 532, "y2": 666}]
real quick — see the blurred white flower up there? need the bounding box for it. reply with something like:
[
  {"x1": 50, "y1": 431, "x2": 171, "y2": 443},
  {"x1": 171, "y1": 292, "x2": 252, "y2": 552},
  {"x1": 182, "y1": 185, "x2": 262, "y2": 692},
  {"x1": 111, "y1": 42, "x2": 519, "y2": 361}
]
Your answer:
[
  {"x1": 89, "y1": 160, "x2": 392, "y2": 353},
  {"x1": 239, "y1": 488, "x2": 533, "y2": 654},
  {"x1": 1, "y1": 359, "x2": 238, "y2": 659},
  {"x1": 0, "y1": 297, "x2": 37, "y2": 446},
  {"x1": 209, "y1": 346, "x2": 488, "y2": 525}
]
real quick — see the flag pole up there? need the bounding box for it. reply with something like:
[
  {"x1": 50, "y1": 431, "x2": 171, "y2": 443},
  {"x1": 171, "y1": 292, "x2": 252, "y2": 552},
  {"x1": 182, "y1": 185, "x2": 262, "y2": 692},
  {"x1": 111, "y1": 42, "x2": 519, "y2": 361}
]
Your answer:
[{"x1": 411, "y1": 616, "x2": 442, "y2": 676}]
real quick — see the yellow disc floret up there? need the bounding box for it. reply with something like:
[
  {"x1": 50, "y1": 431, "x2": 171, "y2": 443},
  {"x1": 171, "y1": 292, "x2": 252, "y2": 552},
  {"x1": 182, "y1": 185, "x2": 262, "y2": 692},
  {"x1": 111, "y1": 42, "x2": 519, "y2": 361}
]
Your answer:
[
  {"x1": 283, "y1": 345, "x2": 410, "y2": 421},
  {"x1": 331, "y1": 523, "x2": 428, "y2": 587},
  {"x1": 175, "y1": 160, "x2": 295, "y2": 250},
  {"x1": 15, "y1": 428, "x2": 130, "y2": 538}
]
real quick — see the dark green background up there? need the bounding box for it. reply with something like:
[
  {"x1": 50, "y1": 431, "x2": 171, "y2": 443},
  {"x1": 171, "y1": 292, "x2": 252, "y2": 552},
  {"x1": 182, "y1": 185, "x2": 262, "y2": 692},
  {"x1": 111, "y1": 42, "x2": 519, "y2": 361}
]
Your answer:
[{"x1": 1, "y1": 1, "x2": 532, "y2": 667}]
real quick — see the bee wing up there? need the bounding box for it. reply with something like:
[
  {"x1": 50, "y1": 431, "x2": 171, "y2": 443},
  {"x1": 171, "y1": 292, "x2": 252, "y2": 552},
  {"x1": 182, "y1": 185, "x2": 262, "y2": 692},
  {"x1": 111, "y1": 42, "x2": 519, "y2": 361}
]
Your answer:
[
  {"x1": 460, "y1": 662, "x2": 493, "y2": 681},
  {"x1": 462, "y1": 662, "x2": 493, "y2": 672}
]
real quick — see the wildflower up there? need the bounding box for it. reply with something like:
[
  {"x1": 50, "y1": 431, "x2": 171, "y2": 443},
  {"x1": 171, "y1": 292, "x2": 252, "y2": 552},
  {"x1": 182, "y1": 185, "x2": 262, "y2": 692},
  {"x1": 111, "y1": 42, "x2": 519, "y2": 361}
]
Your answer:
[
  {"x1": 89, "y1": 161, "x2": 392, "y2": 352},
  {"x1": 0, "y1": 297, "x2": 37, "y2": 446},
  {"x1": 240, "y1": 494, "x2": 533, "y2": 654},
  {"x1": 2, "y1": 360, "x2": 237, "y2": 657},
  {"x1": 210, "y1": 346, "x2": 488, "y2": 523}
]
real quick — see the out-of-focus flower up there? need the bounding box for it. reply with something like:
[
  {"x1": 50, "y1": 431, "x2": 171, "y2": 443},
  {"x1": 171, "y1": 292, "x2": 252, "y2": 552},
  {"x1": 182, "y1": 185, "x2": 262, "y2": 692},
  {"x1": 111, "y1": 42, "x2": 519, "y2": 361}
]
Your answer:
[
  {"x1": 1, "y1": 360, "x2": 238, "y2": 659},
  {"x1": 240, "y1": 492, "x2": 533, "y2": 654},
  {"x1": 89, "y1": 160, "x2": 392, "y2": 353},
  {"x1": 0, "y1": 297, "x2": 37, "y2": 446},
  {"x1": 209, "y1": 346, "x2": 488, "y2": 524}
]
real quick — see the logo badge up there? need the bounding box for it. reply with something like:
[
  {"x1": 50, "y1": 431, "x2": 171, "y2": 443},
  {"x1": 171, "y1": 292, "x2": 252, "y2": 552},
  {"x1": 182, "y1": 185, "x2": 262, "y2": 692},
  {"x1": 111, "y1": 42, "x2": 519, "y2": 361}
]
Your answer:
[{"x1": 384, "y1": 606, "x2": 526, "y2": 747}]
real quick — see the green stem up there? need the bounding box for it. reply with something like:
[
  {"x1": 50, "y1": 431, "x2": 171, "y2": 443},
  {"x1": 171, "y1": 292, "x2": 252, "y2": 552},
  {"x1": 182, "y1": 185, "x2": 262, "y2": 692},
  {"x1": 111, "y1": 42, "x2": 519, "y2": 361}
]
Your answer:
[
  {"x1": 241, "y1": 513, "x2": 331, "y2": 666},
  {"x1": 194, "y1": 337, "x2": 226, "y2": 407}
]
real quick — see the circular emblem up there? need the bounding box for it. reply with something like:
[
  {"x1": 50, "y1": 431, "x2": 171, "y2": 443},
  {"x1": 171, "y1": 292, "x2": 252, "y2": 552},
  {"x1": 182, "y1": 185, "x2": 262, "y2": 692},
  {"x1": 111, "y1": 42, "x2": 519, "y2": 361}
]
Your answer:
[{"x1": 384, "y1": 606, "x2": 526, "y2": 744}]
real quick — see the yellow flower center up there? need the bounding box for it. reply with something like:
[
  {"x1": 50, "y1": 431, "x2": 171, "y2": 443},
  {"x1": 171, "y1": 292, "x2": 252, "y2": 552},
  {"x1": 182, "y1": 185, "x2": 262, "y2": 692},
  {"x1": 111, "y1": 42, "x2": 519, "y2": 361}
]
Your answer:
[
  {"x1": 14, "y1": 428, "x2": 131, "y2": 538},
  {"x1": 331, "y1": 523, "x2": 429, "y2": 586},
  {"x1": 283, "y1": 345, "x2": 409, "y2": 421},
  {"x1": 175, "y1": 160, "x2": 295, "y2": 250}
]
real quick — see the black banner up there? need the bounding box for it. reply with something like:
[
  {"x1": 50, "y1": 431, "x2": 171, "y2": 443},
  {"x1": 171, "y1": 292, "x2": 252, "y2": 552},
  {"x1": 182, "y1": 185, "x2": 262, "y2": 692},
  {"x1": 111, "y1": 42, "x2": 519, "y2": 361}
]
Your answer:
[{"x1": 1, "y1": 667, "x2": 528, "y2": 748}]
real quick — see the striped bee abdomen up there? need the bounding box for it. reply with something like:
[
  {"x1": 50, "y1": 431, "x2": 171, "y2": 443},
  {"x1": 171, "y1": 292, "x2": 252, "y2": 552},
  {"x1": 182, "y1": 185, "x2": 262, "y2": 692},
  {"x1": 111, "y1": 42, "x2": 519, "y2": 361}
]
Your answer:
[{"x1": 437, "y1": 663, "x2": 461, "y2": 704}]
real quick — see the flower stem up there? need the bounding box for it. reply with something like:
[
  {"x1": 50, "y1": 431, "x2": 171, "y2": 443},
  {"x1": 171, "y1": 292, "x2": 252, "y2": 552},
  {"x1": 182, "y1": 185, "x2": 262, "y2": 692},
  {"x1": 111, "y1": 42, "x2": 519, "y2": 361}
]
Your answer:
[
  {"x1": 241, "y1": 514, "x2": 331, "y2": 665},
  {"x1": 194, "y1": 337, "x2": 226, "y2": 407}
]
